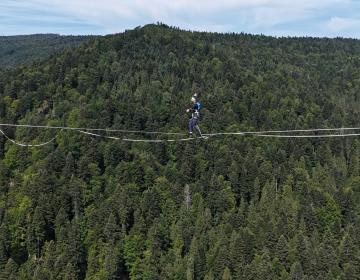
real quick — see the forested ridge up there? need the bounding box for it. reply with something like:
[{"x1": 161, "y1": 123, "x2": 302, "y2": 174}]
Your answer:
[
  {"x1": 0, "y1": 34, "x2": 97, "y2": 69},
  {"x1": 0, "y1": 23, "x2": 360, "y2": 279}
]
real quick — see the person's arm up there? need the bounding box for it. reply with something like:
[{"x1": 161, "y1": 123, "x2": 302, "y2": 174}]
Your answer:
[
  {"x1": 192, "y1": 103, "x2": 199, "y2": 111},
  {"x1": 186, "y1": 103, "x2": 197, "y2": 113}
]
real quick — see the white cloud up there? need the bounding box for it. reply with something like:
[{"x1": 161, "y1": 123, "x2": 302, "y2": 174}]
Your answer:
[
  {"x1": 2, "y1": 0, "x2": 359, "y2": 37},
  {"x1": 28, "y1": 0, "x2": 346, "y2": 30},
  {"x1": 326, "y1": 16, "x2": 360, "y2": 32}
]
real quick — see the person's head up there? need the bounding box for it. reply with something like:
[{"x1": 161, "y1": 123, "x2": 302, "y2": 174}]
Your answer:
[{"x1": 191, "y1": 96, "x2": 196, "y2": 103}]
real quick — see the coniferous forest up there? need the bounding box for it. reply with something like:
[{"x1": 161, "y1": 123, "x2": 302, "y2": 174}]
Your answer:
[
  {"x1": 0, "y1": 34, "x2": 96, "y2": 69},
  {"x1": 0, "y1": 23, "x2": 360, "y2": 279}
]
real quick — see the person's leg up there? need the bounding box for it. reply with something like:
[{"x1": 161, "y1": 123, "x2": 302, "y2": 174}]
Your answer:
[
  {"x1": 188, "y1": 118, "x2": 194, "y2": 133},
  {"x1": 191, "y1": 118, "x2": 198, "y2": 134},
  {"x1": 193, "y1": 118, "x2": 198, "y2": 132},
  {"x1": 189, "y1": 117, "x2": 197, "y2": 134}
]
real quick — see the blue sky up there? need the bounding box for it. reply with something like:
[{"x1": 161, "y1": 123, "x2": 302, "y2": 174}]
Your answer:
[{"x1": 1, "y1": 0, "x2": 360, "y2": 38}]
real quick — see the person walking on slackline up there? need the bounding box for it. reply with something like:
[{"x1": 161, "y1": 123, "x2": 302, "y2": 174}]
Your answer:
[{"x1": 186, "y1": 93, "x2": 205, "y2": 137}]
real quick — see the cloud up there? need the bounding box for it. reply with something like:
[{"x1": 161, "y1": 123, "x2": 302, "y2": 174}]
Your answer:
[
  {"x1": 28, "y1": 0, "x2": 345, "y2": 32},
  {"x1": 1, "y1": 0, "x2": 360, "y2": 37},
  {"x1": 31, "y1": 0, "x2": 343, "y2": 21},
  {"x1": 326, "y1": 16, "x2": 360, "y2": 33}
]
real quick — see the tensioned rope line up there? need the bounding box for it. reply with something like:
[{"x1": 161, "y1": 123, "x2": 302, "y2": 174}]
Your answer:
[
  {"x1": 78, "y1": 130, "x2": 202, "y2": 142},
  {"x1": 78, "y1": 129, "x2": 360, "y2": 142},
  {"x1": 0, "y1": 123, "x2": 187, "y2": 136},
  {"x1": 115, "y1": 132, "x2": 360, "y2": 141},
  {"x1": 2, "y1": 123, "x2": 360, "y2": 134},
  {"x1": 0, "y1": 127, "x2": 196, "y2": 146},
  {"x1": 256, "y1": 133, "x2": 360, "y2": 138},
  {"x1": 203, "y1": 127, "x2": 360, "y2": 137},
  {"x1": 1, "y1": 123, "x2": 360, "y2": 146},
  {"x1": 0, "y1": 129, "x2": 61, "y2": 147},
  {"x1": 79, "y1": 130, "x2": 122, "y2": 140},
  {"x1": 1, "y1": 123, "x2": 360, "y2": 136}
]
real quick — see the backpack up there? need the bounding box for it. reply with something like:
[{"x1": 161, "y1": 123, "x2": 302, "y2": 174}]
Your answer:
[{"x1": 196, "y1": 101, "x2": 202, "y2": 111}]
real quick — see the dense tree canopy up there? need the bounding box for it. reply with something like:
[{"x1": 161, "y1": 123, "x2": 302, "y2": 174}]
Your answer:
[
  {"x1": 0, "y1": 34, "x2": 96, "y2": 69},
  {"x1": 0, "y1": 23, "x2": 359, "y2": 279}
]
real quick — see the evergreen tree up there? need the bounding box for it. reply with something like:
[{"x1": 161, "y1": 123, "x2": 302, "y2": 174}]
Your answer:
[
  {"x1": 222, "y1": 267, "x2": 232, "y2": 280},
  {"x1": 0, "y1": 224, "x2": 8, "y2": 270},
  {"x1": 0, "y1": 258, "x2": 18, "y2": 280},
  {"x1": 27, "y1": 206, "x2": 46, "y2": 258},
  {"x1": 289, "y1": 261, "x2": 304, "y2": 280},
  {"x1": 275, "y1": 235, "x2": 289, "y2": 269}
]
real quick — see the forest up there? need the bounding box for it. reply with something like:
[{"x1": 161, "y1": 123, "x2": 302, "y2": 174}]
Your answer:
[
  {"x1": 0, "y1": 34, "x2": 96, "y2": 69},
  {"x1": 0, "y1": 23, "x2": 360, "y2": 279}
]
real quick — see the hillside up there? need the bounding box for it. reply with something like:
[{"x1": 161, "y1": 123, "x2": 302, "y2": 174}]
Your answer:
[
  {"x1": 0, "y1": 34, "x2": 96, "y2": 69},
  {"x1": 0, "y1": 24, "x2": 360, "y2": 279}
]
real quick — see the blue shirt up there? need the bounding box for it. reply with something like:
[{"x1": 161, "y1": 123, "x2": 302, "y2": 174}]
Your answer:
[{"x1": 190, "y1": 102, "x2": 201, "y2": 118}]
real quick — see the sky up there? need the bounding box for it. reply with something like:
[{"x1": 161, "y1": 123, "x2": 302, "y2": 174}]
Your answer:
[{"x1": 1, "y1": 0, "x2": 360, "y2": 38}]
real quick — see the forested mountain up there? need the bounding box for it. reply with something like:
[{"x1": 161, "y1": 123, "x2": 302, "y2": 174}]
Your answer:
[
  {"x1": 0, "y1": 34, "x2": 96, "y2": 69},
  {"x1": 0, "y1": 23, "x2": 360, "y2": 279}
]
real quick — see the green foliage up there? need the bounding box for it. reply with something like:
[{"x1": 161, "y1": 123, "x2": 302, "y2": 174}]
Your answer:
[
  {"x1": 0, "y1": 23, "x2": 359, "y2": 279},
  {"x1": 0, "y1": 34, "x2": 96, "y2": 69}
]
